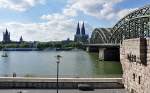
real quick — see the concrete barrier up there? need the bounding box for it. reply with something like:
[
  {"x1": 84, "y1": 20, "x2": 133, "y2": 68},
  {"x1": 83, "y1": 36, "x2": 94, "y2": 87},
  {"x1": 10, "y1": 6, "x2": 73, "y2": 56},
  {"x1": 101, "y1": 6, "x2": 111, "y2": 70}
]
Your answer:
[{"x1": 0, "y1": 77, "x2": 124, "y2": 89}]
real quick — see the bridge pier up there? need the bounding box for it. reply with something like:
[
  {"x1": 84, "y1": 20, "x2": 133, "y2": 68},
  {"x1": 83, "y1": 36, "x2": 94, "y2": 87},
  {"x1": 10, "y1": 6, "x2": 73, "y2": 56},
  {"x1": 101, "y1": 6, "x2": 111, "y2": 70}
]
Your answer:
[
  {"x1": 98, "y1": 48, "x2": 105, "y2": 60},
  {"x1": 86, "y1": 46, "x2": 99, "y2": 52},
  {"x1": 85, "y1": 45, "x2": 120, "y2": 61},
  {"x1": 99, "y1": 48, "x2": 120, "y2": 61},
  {"x1": 104, "y1": 48, "x2": 120, "y2": 61}
]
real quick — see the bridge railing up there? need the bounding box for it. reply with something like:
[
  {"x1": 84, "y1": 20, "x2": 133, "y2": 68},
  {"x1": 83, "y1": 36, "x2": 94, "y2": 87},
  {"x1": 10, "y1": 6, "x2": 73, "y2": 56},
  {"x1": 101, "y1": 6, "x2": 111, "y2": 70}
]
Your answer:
[{"x1": 0, "y1": 74, "x2": 122, "y2": 78}]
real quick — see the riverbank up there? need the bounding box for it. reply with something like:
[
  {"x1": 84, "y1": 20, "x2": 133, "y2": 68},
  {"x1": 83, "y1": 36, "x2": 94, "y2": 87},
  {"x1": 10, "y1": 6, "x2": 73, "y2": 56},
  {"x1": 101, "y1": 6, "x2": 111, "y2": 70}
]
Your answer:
[
  {"x1": 1, "y1": 48, "x2": 39, "y2": 51},
  {"x1": 0, "y1": 48, "x2": 76, "y2": 51}
]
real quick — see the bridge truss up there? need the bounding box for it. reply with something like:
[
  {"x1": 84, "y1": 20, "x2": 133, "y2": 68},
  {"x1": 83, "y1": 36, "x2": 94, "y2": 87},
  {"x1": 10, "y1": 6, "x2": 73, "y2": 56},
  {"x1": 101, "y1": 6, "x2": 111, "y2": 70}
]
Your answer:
[
  {"x1": 90, "y1": 5, "x2": 150, "y2": 44},
  {"x1": 90, "y1": 28, "x2": 112, "y2": 44},
  {"x1": 110, "y1": 5, "x2": 150, "y2": 44}
]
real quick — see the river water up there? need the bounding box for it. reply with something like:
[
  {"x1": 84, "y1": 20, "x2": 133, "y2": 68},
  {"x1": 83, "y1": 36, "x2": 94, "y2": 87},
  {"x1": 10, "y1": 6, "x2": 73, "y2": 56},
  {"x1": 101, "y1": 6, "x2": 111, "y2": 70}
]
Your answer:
[{"x1": 0, "y1": 50, "x2": 122, "y2": 78}]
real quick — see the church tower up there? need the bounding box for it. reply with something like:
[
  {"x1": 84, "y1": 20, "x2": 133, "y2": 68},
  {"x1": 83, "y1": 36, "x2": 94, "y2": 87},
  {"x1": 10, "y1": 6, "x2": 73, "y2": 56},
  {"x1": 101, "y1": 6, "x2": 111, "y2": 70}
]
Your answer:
[
  {"x1": 81, "y1": 22, "x2": 89, "y2": 43},
  {"x1": 3, "y1": 28, "x2": 11, "y2": 43},
  {"x1": 74, "y1": 22, "x2": 89, "y2": 43},
  {"x1": 74, "y1": 22, "x2": 81, "y2": 42},
  {"x1": 81, "y1": 22, "x2": 85, "y2": 35},
  {"x1": 76, "y1": 22, "x2": 80, "y2": 35},
  {"x1": 19, "y1": 36, "x2": 23, "y2": 43}
]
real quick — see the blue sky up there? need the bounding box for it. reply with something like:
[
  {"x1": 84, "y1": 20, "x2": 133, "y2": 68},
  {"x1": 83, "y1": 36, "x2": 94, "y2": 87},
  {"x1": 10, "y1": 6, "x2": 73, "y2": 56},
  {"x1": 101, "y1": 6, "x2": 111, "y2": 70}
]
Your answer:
[{"x1": 0, "y1": 0, "x2": 149, "y2": 41}]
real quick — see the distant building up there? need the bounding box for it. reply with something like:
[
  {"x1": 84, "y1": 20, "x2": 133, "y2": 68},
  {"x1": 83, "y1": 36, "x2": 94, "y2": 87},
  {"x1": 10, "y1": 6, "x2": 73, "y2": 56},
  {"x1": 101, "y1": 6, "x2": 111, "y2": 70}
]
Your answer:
[
  {"x1": 74, "y1": 22, "x2": 89, "y2": 43},
  {"x1": 3, "y1": 28, "x2": 11, "y2": 43},
  {"x1": 74, "y1": 22, "x2": 81, "y2": 42},
  {"x1": 19, "y1": 36, "x2": 23, "y2": 43},
  {"x1": 62, "y1": 38, "x2": 72, "y2": 45},
  {"x1": 81, "y1": 22, "x2": 89, "y2": 43},
  {"x1": 28, "y1": 41, "x2": 38, "y2": 48}
]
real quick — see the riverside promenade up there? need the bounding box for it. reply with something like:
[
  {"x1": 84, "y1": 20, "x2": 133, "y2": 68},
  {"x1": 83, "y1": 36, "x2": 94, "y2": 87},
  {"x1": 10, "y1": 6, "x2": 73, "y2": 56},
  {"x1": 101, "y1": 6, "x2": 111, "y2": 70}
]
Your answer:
[
  {"x1": 0, "y1": 77, "x2": 123, "y2": 89},
  {"x1": 0, "y1": 89, "x2": 127, "y2": 93}
]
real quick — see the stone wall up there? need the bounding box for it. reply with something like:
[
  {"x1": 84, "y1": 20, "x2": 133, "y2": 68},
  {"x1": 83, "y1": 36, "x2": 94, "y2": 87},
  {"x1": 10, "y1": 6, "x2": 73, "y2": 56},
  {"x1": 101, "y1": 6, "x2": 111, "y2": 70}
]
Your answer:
[
  {"x1": 0, "y1": 82, "x2": 124, "y2": 89},
  {"x1": 120, "y1": 38, "x2": 150, "y2": 93}
]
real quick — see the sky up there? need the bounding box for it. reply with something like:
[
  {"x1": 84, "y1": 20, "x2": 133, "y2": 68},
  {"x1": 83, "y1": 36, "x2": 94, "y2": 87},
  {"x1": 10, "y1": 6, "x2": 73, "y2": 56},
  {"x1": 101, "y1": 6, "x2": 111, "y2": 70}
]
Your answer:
[{"x1": 0, "y1": 0, "x2": 149, "y2": 41}]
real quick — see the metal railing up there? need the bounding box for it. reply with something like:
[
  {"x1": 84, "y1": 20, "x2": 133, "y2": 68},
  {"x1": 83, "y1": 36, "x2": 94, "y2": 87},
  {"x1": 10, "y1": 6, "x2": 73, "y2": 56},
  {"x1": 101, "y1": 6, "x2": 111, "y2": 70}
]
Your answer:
[{"x1": 0, "y1": 74, "x2": 122, "y2": 78}]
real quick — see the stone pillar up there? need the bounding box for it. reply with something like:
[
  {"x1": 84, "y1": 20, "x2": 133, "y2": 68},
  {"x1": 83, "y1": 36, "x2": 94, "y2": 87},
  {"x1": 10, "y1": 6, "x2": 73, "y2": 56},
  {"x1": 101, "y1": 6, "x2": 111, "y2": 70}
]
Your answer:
[
  {"x1": 99, "y1": 48, "x2": 105, "y2": 60},
  {"x1": 86, "y1": 46, "x2": 99, "y2": 52},
  {"x1": 86, "y1": 47, "x2": 90, "y2": 52}
]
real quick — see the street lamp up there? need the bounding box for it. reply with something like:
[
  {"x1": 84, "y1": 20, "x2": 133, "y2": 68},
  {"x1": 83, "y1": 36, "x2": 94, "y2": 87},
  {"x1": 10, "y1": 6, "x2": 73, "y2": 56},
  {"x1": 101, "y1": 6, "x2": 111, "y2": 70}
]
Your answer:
[{"x1": 56, "y1": 55, "x2": 62, "y2": 93}]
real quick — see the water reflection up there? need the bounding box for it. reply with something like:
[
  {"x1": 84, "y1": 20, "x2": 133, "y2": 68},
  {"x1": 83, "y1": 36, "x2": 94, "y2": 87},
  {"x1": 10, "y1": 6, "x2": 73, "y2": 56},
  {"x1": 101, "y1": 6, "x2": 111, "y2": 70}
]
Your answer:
[
  {"x1": 0, "y1": 51, "x2": 10, "y2": 76},
  {"x1": 89, "y1": 53, "x2": 122, "y2": 77}
]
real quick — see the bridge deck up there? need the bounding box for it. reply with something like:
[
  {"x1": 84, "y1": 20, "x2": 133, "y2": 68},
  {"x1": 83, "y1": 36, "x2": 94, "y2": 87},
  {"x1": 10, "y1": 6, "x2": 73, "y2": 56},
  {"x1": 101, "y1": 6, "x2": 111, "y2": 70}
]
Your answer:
[{"x1": 83, "y1": 44, "x2": 120, "y2": 48}]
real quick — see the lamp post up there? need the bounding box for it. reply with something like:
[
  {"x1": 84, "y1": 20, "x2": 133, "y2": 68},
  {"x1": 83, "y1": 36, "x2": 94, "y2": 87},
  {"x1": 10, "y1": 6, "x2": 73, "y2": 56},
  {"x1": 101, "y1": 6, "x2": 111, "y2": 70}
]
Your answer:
[{"x1": 56, "y1": 55, "x2": 61, "y2": 93}]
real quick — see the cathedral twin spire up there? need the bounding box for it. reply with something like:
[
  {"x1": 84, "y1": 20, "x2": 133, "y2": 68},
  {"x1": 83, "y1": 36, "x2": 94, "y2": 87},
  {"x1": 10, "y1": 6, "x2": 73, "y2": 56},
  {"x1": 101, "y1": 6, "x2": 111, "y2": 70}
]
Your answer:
[
  {"x1": 76, "y1": 22, "x2": 85, "y2": 35},
  {"x1": 76, "y1": 22, "x2": 80, "y2": 35},
  {"x1": 74, "y1": 22, "x2": 89, "y2": 43}
]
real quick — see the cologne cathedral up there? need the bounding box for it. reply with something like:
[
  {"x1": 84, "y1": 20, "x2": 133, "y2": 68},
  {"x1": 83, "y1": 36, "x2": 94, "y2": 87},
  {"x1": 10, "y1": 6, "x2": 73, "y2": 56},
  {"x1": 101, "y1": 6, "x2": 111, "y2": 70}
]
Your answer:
[{"x1": 74, "y1": 22, "x2": 89, "y2": 43}]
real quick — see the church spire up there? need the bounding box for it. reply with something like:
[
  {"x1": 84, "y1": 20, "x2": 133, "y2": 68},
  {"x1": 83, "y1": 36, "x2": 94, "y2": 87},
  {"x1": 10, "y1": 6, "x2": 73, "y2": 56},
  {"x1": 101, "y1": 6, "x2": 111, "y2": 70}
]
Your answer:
[
  {"x1": 3, "y1": 28, "x2": 11, "y2": 43},
  {"x1": 6, "y1": 28, "x2": 8, "y2": 34},
  {"x1": 76, "y1": 22, "x2": 80, "y2": 35},
  {"x1": 81, "y1": 22, "x2": 85, "y2": 35},
  {"x1": 20, "y1": 36, "x2": 23, "y2": 42}
]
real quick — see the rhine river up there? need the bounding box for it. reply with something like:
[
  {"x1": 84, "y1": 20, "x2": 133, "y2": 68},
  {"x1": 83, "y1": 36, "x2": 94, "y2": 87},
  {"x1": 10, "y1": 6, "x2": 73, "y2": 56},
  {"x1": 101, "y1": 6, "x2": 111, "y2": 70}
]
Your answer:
[{"x1": 0, "y1": 50, "x2": 122, "y2": 78}]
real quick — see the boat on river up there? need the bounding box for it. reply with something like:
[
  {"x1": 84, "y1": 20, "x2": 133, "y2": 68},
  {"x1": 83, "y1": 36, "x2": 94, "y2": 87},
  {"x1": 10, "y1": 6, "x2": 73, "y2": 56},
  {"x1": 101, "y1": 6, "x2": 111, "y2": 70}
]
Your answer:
[
  {"x1": 1, "y1": 53, "x2": 8, "y2": 57},
  {"x1": 1, "y1": 48, "x2": 8, "y2": 57}
]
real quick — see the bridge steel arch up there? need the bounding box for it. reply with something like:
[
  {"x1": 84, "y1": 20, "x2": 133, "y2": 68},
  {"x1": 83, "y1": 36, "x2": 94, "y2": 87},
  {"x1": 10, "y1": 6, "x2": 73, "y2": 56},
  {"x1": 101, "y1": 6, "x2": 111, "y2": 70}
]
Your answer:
[
  {"x1": 109, "y1": 5, "x2": 150, "y2": 44},
  {"x1": 90, "y1": 28, "x2": 112, "y2": 44}
]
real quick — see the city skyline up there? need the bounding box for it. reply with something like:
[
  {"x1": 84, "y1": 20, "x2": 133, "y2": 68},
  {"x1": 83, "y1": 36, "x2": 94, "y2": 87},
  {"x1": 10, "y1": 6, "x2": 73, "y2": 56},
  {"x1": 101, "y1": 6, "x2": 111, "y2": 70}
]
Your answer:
[{"x1": 0, "y1": 0, "x2": 149, "y2": 41}]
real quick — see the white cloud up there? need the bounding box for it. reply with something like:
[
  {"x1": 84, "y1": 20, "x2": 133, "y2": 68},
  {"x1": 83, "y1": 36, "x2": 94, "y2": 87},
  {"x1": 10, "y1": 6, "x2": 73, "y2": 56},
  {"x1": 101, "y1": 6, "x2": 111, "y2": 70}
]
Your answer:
[
  {"x1": 41, "y1": 13, "x2": 68, "y2": 21},
  {"x1": 117, "y1": 8, "x2": 137, "y2": 19},
  {"x1": 0, "y1": 20, "x2": 76, "y2": 41},
  {"x1": 0, "y1": 0, "x2": 46, "y2": 12},
  {"x1": 63, "y1": 0, "x2": 135, "y2": 20},
  {"x1": 0, "y1": 0, "x2": 136, "y2": 41},
  {"x1": 63, "y1": 7, "x2": 77, "y2": 17},
  {"x1": 62, "y1": 0, "x2": 121, "y2": 20}
]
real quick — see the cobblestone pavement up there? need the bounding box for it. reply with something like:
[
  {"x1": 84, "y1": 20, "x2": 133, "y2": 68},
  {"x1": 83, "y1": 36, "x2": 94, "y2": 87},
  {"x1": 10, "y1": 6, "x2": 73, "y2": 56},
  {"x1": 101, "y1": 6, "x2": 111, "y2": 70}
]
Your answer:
[{"x1": 0, "y1": 89, "x2": 127, "y2": 93}]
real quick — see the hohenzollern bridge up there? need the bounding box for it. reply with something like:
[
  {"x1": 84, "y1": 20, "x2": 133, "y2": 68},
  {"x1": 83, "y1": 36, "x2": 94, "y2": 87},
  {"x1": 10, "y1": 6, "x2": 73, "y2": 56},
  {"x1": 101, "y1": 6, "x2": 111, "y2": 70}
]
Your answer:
[
  {"x1": 86, "y1": 5, "x2": 150, "y2": 93},
  {"x1": 85, "y1": 5, "x2": 150, "y2": 61}
]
